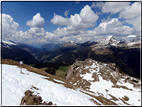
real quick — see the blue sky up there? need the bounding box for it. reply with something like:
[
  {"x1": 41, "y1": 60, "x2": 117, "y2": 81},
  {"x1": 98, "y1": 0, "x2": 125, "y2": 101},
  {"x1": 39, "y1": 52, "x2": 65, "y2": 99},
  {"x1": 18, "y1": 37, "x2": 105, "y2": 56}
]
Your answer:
[
  {"x1": 2, "y1": 2, "x2": 96, "y2": 31},
  {"x1": 2, "y1": 1, "x2": 141, "y2": 47}
]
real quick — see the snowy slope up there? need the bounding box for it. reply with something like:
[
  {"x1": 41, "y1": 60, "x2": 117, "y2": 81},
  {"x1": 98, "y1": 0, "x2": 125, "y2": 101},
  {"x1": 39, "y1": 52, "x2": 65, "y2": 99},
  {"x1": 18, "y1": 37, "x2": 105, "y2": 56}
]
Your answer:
[
  {"x1": 126, "y1": 35, "x2": 141, "y2": 47},
  {"x1": 65, "y1": 59, "x2": 141, "y2": 106},
  {"x1": 127, "y1": 41, "x2": 141, "y2": 46},
  {"x1": 117, "y1": 35, "x2": 141, "y2": 48},
  {"x1": 2, "y1": 40, "x2": 17, "y2": 46},
  {"x1": 2, "y1": 64, "x2": 99, "y2": 106},
  {"x1": 1, "y1": 40, "x2": 17, "y2": 48}
]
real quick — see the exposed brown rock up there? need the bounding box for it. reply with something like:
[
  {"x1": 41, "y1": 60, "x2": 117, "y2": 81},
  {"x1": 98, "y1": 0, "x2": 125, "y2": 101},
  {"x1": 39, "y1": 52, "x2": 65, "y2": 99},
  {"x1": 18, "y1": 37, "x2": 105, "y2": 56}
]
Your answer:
[{"x1": 20, "y1": 90, "x2": 55, "y2": 105}]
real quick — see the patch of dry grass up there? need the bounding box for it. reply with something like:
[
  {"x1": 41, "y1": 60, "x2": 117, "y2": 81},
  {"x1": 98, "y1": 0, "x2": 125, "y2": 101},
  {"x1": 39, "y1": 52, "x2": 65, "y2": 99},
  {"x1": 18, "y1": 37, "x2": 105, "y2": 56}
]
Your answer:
[
  {"x1": 2, "y1": 59, "x2": 63, "y2": 81},
  {"x1": 55, "y1": 70, "x2": 65, "y2": 78},
  {"x1": 39, "y1": 67, "x2": 48, "y2": 71},
  {"x1": 80, "y1": 90, "x2": 117, "y2": 105},
  {"x1": 119, "y1": 98, "x2": 130, "y2": 105},
  {"x1": 90, "y1": 98, "x2": 101, "y2": 105},
  {"x1": 112, "y1": 84, "x2": 133, "y2": 91},
  {"x1": 108, "y1": 94, "x2": 118, "y2": 101}
]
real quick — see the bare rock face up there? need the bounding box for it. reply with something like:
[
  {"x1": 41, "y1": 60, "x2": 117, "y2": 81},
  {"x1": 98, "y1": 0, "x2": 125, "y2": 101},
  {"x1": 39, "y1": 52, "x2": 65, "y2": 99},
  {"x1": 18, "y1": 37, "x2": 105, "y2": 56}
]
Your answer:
[
  {"x1": 65, "y1": 58, "x2": 93, "y2": 80},
  {"x1": 20, "y1": 90, "x2": 55, "y2": 105}
]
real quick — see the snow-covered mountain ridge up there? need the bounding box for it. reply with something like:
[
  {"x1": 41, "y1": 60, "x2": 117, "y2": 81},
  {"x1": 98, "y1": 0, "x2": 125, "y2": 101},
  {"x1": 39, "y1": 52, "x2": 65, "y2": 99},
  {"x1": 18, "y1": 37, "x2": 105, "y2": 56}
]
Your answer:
[
  {"x1": 1, "y1": 40, "x2": 18, "y2": 48},
  {"x1": 96, "y1": 35, "x2": 141, "y2": 48},
  {"x1": 1, "y1": 34, "x2": 141, "y2": 49},
  {"x1": 65, "y1": 58, "x2": 141, "y2": 106}
]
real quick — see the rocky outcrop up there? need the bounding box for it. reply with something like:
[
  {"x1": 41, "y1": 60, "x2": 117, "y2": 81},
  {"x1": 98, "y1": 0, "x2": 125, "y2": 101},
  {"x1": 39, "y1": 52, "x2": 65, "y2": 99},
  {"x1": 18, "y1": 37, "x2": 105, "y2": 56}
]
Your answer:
[
  {"x1": 64, "y1": 58, "x2": 141, "y2": 90},
  {"x1": 20, "y1": 90, "x2": 55, "y2": 105},
  {"x1": 64, "y1": 58, "x2": 141, "y2": 105}
]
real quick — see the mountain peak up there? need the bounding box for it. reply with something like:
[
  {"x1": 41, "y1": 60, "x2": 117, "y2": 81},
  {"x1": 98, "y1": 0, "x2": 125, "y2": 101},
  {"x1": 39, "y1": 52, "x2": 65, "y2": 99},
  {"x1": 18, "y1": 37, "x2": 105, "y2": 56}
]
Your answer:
[
  {"x1": 99, "y1": 35, "x2": 118, "y2": 46},
  {"x1": 60, "y1": 42, "x2": 77, "y2": 48},
  {"x1": 106, "y1": 35, "x2": 113, "y2": 41}
]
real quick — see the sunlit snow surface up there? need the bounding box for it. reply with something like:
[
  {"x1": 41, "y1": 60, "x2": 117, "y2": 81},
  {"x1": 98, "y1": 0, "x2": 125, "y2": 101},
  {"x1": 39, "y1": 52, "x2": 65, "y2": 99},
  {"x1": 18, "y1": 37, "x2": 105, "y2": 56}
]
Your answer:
[
  {"x1": 2, "y1": 64, "x2": 96, "y2": 106},
  {"x1": 2, "y1": 40, "x2": 16, "y2": 45},
  {"x1": 89, "y1": 75, "x2": 141, "y2": 105},
  {"x1": 80, "y1": 63, "x2": 141, "y2": 106}
]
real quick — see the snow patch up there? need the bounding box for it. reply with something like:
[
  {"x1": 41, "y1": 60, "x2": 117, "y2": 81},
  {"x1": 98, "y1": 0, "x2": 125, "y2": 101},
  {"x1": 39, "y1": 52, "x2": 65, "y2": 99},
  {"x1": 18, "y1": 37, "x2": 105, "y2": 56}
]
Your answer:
[
  {"x1": 80, "y1": 73, "x2": 94, "y2": 81},
  {"x1": 127, "y1": 41, "x2": 140, "y2": 46}
]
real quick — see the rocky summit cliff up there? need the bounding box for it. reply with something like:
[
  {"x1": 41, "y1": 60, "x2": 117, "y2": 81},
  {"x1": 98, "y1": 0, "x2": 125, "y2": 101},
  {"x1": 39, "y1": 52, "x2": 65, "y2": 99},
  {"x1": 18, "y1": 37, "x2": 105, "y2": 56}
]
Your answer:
[{"x1": 64, "y1": 58, "x2": 141, "y2": 105}]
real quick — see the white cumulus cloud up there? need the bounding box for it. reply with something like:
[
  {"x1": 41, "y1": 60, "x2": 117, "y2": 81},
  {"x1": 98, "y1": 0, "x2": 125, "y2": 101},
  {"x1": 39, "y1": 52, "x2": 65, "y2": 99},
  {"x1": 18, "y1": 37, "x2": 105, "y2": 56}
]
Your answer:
[
  {"x1": 79, "y1": 5, "x2": 99, "y2": 26},
  {"x1": 26, "y1": 13, "x2": 45, "y2": 28},
  {"x1": 94, "y1": 18, "x2": 132, "y2": 36},
  {"x1": 48, "y1": 5, "x2": 99, "y2": 43},
  {"x1": 102, "y1": 2, "x2": 130, "y2": 14},
  {"x1": 2, "y1": 13, "x2": 19, "y2": 40},
  {"x1": 119, "y1": 2, "x2": 141, "y2": 35},
  {"x1": 51, "y1": 14, "x2": 69, "y2": 26},
  {"x1": 119, "y1": 2, "x2": 141, "y2": 19},
  {"x1": 2, "y1": 13, "x2": 47, "y2": 46},
  {"x1": 27, "y1": 27, "x2": 46, "y2": 37},
  {"x1": 51, "y1": 5, "x2": 99, "y2": 30},
  {"x1": 101, "y1": 2, "x2": 141, "y2": 36},
  {"x1": 91, "y1": 2, "x2": 104, "y2": 9}
]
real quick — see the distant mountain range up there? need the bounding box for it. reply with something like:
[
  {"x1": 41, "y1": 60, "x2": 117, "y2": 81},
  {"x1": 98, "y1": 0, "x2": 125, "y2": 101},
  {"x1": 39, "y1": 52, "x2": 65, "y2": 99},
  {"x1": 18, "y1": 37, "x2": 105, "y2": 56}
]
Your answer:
[
  {"x1": 1, "y1": 35, "x2": 141, "y2": 78},
  {"x1": 1, "y1": 40, "x2": 41, "y2": 64},
  {"x1": 41, "y1": 35, "x2": 141, "y2": 51}
]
